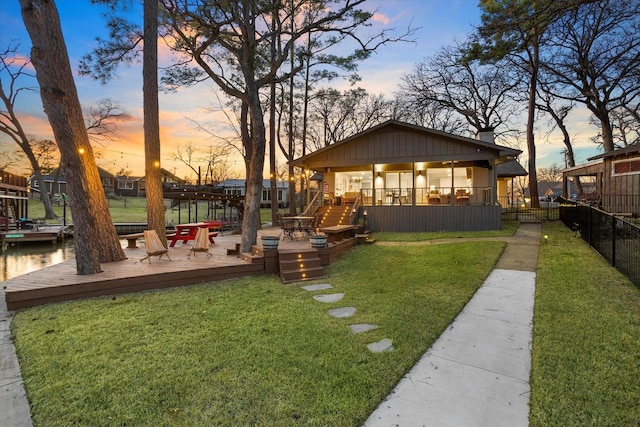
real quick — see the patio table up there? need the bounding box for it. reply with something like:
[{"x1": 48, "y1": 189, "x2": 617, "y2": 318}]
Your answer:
[{"x1": 169, "y1": 222, "x2": 217, "y2": 247}]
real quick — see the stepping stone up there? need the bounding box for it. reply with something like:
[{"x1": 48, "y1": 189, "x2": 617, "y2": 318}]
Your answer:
[
  {"x1": 349, "y1": 323, "x2": 377, "y2": 333},
  {"x1": 327, "y1": 307, "x2": 356, "y2": 318},
  {"x1": 301, "y1": 283, "x2": 333, "y2": 291},
  {"x1": 313, "y1": 293, "x2": 344, "y2": 303},
  {"x1": 367, "y1": 338, "x2": 394, "y2": 353}
]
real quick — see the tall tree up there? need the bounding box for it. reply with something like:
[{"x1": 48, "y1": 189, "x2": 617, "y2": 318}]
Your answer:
[
  {"x1": 542, "y1": 0, "x2": 640, "y2": 153},
  {"x1": 398, "y1": 41, "x2": 521, "y2": 140},
  {"x1": 20, "y1": 0, "x2": 126, "y2": 274},
  {"x1": 143, "y1": 0, "x2": 166, "y2": 244}
]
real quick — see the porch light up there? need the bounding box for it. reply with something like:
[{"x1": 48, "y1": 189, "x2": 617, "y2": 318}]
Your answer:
[{"x1": 363, "y1": 210, "x2": 367, "y2": 216}]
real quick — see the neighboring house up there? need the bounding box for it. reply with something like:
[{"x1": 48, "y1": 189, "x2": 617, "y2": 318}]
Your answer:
[
  {"x1": 563, "y1": 143, "x2": 640, "y2": 216},
  {"x1": 217, "y1": 179, "x2": 289, "y2": 208},
  {"x1": 290, "y1": 120, "x2": 522, "y2": 232},
  {"x1": 29, "y1": 167, "x2": 187, "y2": 199},
  {"x1": 29, "y1": 167, "x2": 116, "y2": 197},
  {"x1": 0, "y1": 169, "x2": 29, "y2": 230}
]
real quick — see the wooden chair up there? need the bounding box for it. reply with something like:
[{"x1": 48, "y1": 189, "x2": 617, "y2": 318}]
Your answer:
[
  {"x1": 188, "y1": 227, "x2": 212, "y2": 259},
  {"x1": 140, "y1": 230, "x2": 171, "y2": 263}
]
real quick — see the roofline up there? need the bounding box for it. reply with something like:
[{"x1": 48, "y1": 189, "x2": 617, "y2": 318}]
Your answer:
[{"x1": 291, "y1": 119, "x2": 521, "y2": 166}]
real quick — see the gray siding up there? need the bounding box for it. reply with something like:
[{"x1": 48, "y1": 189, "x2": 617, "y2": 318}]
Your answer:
[{"x1": 364, "y1": 205, "x2": 502, "y2": 232}]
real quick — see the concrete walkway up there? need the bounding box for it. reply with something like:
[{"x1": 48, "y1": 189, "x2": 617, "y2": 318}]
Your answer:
[
  {"x1": 364, "y1": 223, "x2": 541, "y2": 427},
  {"x1": 0, "y1": 284, "x2": 33, "y2": 426}
]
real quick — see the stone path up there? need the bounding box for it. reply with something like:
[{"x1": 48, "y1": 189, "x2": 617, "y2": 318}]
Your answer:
[{"x1": 301, "y1": 283, "x2": 393, "y2": 353}]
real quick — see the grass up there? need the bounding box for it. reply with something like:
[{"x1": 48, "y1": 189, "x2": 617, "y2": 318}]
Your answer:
[
  {"x1": 27, "y1": 197, "x2": 275, "y2": 224},
  {"x1": 12, "y1": 241, "x2": 504, "y2": 426},
  {"x1": 530, "y1": 221, "x2": 640, "y2": 426}
]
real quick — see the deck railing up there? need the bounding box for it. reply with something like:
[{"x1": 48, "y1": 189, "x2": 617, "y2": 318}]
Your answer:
[{"x1": 360, "y1": 187, "x2": 492, "y2": 206}]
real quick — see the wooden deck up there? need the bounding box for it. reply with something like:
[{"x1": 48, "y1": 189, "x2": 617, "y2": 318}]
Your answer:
[
  {"x1": 4, "y1": 228, "x2": 357, "y2": 310},
  {"x1": 1, "y1": 226, "x2": 64, "y2": 245}
]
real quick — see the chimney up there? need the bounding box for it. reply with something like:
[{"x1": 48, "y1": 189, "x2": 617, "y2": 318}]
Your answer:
[{"x1": 477, "y1": 127, "x2": 495, "y2": 144}]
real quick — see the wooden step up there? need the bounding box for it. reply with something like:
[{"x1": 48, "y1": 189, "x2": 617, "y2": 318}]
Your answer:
[
  {"x1": 278, "y1": 248, "x2": 323, "y2": 283},
  {"x1": 280, "y1": 266, "x2": 324, "y2": 283},
  {"x1": 241, "y1": 252, "x2": 264, "y2": 264}
]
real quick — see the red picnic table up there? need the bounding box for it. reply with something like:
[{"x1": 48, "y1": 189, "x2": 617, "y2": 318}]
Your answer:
[{"x1": 169, "y1": 222, "x2": 219, "y2": 247}]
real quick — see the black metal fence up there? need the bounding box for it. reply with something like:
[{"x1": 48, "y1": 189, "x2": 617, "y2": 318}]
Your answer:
[
  {"x1": 559, "y1": 198, "x2": 640, "y2": 289},
  {"x1": 500, "y1": 196, "x2": 560, "y2": 221}
]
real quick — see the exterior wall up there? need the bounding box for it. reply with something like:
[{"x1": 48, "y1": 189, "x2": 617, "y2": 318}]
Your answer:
[
  {"x1": 602, "y1": 156, "x2": 640, "y2": 215},
  {"x1": 364, "y1": 205, "x2": 502, "y2": 232}
]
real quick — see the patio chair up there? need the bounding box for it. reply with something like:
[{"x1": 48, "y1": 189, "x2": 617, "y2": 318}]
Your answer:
[
  {"x1": 140, "y1": 229, "x2": 171, "y2": 263},
  {"x1": 188, "y1": 227, "x2": 212, "y2": 259}
]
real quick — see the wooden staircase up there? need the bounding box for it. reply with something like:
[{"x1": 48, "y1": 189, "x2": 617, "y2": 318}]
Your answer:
[
  {"x1": 316, "y1": 204, "x2": 354, "y2": 228},
  {"x1": 278, "y1": 248, "x2": 324, "y2": 283}
]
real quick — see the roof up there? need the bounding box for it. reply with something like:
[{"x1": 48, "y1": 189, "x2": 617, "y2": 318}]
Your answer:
[
  {"x1": 497, "y1": 160, "x2": 528, "y2": 177},
  {"x1": 290, "y1": 120, "x2": 521, "y2": 169},
  {"x1": 587, "y1": 143, "x2": 640, "y2": 160}
]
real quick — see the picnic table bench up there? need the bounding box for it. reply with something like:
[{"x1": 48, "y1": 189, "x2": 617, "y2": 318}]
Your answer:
[{"x1": 120, "y1": 231, "x2": 221, "y2": 249}]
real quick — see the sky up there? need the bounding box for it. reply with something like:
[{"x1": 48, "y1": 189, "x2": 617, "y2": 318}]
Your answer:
[{"x1": 0, "y1": 0, "x2": 601, "y2": 181}]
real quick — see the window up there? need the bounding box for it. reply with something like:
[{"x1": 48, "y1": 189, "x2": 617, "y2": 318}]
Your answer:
[
  {"x1": 612, "y1": 158, "x2": 640, "y2": 176},
  {"x1": 118, "y1": 181, "x2": 134, "y2": 190}
]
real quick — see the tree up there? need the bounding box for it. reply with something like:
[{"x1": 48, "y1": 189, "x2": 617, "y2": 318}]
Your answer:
[
  {"x1": 398, "y1": 41, "x2": 521, "y2": 140},
  {"x1": 142, "y1": 0, "x2": 167, "y2": 244},
  {"x1": 470, "y1": 0, "x2": 566, "y2": 208},
  {"x1": 537, "y1": 163, "x2": 563, "y2": 182},
  {"x1": 0, "y1": 43, "x2": 57, "y2": 218},
  {"x1": 542, "y1": 0, "x2": 640, "y2": 153},
  {"x1": 20, "y1": 0, "x2": 126, "y2": 274},
  {"x1": 84, "y1": 98, "x2": 129, "y2": 145},
  {"x1": 159, "y1": 0, "x2": 407, "y2": 253},
  {"x1": 1, "y1": 44, "x2": 130, "y2": 218}
]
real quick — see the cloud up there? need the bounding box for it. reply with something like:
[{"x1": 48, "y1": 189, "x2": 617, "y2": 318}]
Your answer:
[{"x1": 372, "y1": 12, "x2": 391, "y2": 25}]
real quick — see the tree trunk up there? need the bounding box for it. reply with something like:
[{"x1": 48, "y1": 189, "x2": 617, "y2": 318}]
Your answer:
[
  {"x1": 143, "y1": 0, "x2": 166, "y2": 244},
  {"x1": 240, "y1": 87, "x2": 266, "y2": 254},
  {"x1": 22, "y1": 147, "x2": 57, "y2": 218},
  {"x1": 527, "y1": 41, "x2": 540, "y2": 209},
  {"x1": 20, "y1": 0, "x2": 126, "y2": 274}
]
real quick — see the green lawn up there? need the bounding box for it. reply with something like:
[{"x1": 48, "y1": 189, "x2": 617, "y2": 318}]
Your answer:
[
  {"x1": 529, "y1": 221, "x2": 640, "y2": 426},
  {"x1": 12, "y1": 241, "x2": 504, "y2": 426},
  {"x1": 27, "y1": 197, "x2": 275, "y2": 224},
  {"x1": 11, "y1": 220, "x2": 640, "y2": 425}
]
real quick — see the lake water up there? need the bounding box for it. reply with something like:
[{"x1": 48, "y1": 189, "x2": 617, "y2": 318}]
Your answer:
[{"x1": 1, "y1": 239, "x2": 76, "y2": 282}]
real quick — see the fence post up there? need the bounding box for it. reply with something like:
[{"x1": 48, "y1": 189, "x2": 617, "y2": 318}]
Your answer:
[
  {"x1": 612, "y1": 216, "x2": 617, "y2": 268},
  {"x1": 587, "y1": 204, "x2": 592, "y2": 246}
]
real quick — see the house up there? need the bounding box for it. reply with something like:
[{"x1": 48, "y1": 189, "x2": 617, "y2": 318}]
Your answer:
[
  {"x1": 562, "y1": 143, "x2": 640, "y2": 216},
  {"x1": 290, "y1": 120, "x2": 522, "y2": 232},
  {"x1": 29, "y1": 167, "x2": 187, "y2": 199},
  {"x1": 217, "y1": 179, "x2": 290, "y2": 208},
  {"x1": 29, "y1": 167, "x2": 116, "y2": 197}
]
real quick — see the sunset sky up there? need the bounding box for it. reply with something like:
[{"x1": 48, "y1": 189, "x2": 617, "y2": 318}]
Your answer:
[{"x1": 0, "y1": 0, "x2": 601, "y2": 181}]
